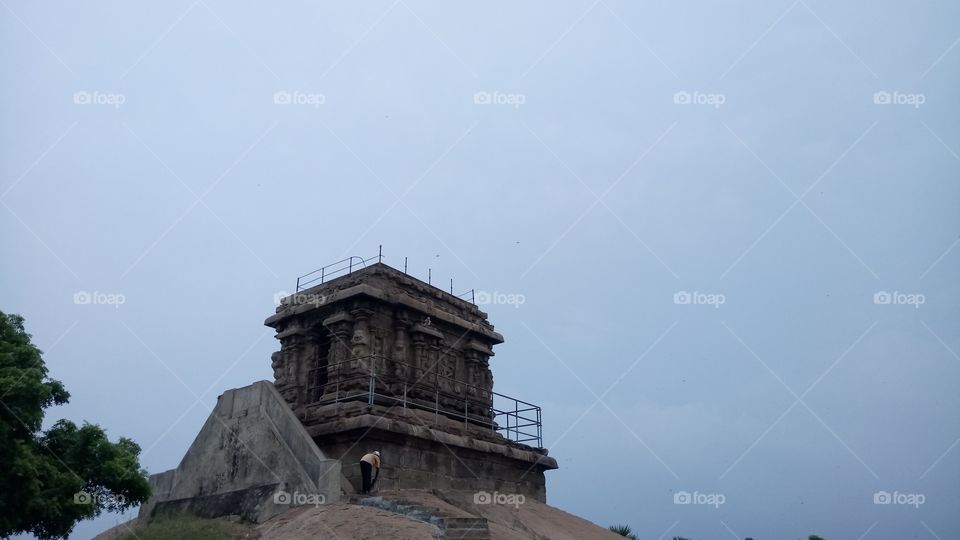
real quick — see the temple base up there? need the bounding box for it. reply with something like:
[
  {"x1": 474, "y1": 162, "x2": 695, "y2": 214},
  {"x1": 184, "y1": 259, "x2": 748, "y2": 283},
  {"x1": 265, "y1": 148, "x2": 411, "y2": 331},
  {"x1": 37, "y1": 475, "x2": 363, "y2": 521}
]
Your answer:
[{"x1": 300, "y1": 400, "x2": 557, "y2": 502}]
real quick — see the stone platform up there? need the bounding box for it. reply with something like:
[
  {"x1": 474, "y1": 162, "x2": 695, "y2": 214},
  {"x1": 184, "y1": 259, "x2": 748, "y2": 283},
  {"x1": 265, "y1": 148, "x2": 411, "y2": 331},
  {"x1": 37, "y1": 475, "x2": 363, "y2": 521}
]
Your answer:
[{"x1": 302, "y1": 400, "x2": 556, "y2": 501}]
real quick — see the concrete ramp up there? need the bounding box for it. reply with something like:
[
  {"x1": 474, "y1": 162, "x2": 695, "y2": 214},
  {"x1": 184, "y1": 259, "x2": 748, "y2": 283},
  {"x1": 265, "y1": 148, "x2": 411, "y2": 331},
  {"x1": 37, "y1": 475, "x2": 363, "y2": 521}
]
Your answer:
[{"x1": 139, "y1": 381, "x2": 341, "y2": 523}]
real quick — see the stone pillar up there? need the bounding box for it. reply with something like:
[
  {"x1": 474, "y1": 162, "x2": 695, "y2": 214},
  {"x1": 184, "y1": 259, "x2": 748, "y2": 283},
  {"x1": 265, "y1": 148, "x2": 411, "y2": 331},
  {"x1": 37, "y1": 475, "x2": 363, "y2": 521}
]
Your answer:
[
  {"x1": 410, "y1": 333, "x2": 427, "y2": 401},
  {"x1": 304, "y1": 332, "x2": 320, "y2": 403},
  {"x1": 321, "y1": 313, "x2": 353, "y2": 400},
  {"x1": 464, "y1": 341, "x2": 495, "y2": 422},
  {"x1": 349, "y1": 308, "x2": 372, "y2": 368},
  {"x1": 271, "y1": 349, "x2": 300, "y2": 407},
  {"x1": 410, "y1": 322, "x2": 443, "y2": 403},
  {"x1": 391, "y1": 319, "x2": 411, "y2": 393},
  {"x1": 271, "y1": 350, "x2": 286, "y2": 387},
  {"x1": 437, "y1": 352, "x2": 457, "y2": 409}
]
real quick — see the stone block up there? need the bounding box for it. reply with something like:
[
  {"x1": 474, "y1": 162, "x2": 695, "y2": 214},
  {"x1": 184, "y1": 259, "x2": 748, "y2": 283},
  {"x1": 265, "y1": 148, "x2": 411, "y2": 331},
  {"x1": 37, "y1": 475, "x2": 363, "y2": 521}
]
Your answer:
[{"x1": 139, "y1": 381, "x2": 340, "y2": 523}]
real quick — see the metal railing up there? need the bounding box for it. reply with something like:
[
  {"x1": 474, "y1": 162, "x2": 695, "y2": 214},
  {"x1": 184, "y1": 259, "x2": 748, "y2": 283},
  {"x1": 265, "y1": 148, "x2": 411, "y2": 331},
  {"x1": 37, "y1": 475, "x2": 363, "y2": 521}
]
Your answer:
[
  {"x1": 455, "y1": 288, "x2": 476, "y2": 304},
  {"x1": 306, "y1": 355, "x2": 542, "y2": 447},
  {"x1": 296, "y1": 248, "x2": 384, "y2": 292},
  {"x1": 294, "y1": 246, "x2": 477, "y2": 306}
]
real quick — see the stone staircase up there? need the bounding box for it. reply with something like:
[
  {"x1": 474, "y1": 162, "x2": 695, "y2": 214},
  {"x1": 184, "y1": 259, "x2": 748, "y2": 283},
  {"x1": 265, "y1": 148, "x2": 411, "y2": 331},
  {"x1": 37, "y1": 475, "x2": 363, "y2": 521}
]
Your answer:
[
  {"x1": 440, "y1": 516, "x2": 490, "y2": 540},
  {"x1": 350, "y1": 494, "x2": 490, "y2": 540}
]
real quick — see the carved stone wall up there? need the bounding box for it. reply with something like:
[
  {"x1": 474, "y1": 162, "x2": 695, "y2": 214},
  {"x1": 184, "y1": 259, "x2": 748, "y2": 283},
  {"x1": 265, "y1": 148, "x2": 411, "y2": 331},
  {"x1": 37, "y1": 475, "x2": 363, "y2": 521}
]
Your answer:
[{"x1": 265, "y1": 263, "x2": 504, "y2": 431}]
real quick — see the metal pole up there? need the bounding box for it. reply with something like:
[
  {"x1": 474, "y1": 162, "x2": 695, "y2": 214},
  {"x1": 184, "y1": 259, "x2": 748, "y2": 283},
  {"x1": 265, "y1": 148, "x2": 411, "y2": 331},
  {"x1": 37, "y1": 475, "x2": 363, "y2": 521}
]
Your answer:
[
  {"x1": 450, "y1": 278, "x2": 453, "y2": 294},
  {"x1": 368, "y1": 365, "x2": 375, "y2": 405},
  {"x1": 378, "y1": 244, "x2": 382, "y2": 263},
  {"x1": 471, "y1": 289, "x2": 475, "y2": 304},
  {"x1": 514, "y1": 401, "x2": 519, "y2": 441},
  {"x1": 349, "y1": 258, "x2": 353, "y2": 274},
  {"x1": 321, "y1": 267, "x2": 325, "y2": 284},
  {"x1": 404, "y1": 257, "x2": 408, "y2": 274},
  {"x1": 428, "y1": 268, "x2": 431, "y2": 285},
  {"x1": 538, "y1": 407, "x2": 543, "y2": 447}
]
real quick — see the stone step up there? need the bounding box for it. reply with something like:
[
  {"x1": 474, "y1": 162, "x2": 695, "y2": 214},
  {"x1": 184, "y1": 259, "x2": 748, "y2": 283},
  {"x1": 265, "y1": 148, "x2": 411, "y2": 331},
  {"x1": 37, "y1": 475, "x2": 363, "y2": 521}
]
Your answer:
[
  {"x1": 444, "y1": 533, "x2": 489, "y2": 540},
  {"x1": 351, "y1": 494, "x2": 491, "y2": 540},
  {"x1": 443, "y1": 518, "x2": 487, "y2": 527},
  {"x1": 444, "y1": 528, "x2": 489, "y2": 535},
  {"x1": 353, "y1": 496, "x2": 445, "y2": 528},
  {"x1": 442, "y1": 529, "x2": 490, "y2": 539},
  {"x1": 440, "y1": 517, "x2": 490, "y2": 540}
]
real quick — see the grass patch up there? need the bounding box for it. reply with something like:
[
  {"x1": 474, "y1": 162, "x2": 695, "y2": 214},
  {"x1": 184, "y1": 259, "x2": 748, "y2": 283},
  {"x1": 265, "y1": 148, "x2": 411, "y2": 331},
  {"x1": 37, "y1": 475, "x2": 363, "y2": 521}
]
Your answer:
[{"x1": 119, "y1": 513, "x2": 256, "y2": 540}]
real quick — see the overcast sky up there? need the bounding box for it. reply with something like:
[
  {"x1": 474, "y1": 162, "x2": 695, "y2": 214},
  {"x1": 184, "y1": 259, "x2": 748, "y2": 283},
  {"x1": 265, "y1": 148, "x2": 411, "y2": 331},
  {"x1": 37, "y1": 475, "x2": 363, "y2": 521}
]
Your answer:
[{"x1": 2, "y1": 1, "x2": 958, "y2": 539}]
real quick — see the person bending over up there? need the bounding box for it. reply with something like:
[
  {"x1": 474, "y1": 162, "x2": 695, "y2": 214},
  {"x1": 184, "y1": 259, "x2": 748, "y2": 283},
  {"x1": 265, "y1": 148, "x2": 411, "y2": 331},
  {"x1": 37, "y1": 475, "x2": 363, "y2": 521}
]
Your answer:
[{"x1": 359, "y1": 451, "x2": 380, "y2": 494}]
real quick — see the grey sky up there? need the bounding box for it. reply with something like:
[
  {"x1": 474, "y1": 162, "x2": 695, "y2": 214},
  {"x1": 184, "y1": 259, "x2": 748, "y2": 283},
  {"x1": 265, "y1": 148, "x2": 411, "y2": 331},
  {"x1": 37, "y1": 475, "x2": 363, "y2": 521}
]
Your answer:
[{"x1": 2, "y1": 1, "x2": 958, "y2": 538}]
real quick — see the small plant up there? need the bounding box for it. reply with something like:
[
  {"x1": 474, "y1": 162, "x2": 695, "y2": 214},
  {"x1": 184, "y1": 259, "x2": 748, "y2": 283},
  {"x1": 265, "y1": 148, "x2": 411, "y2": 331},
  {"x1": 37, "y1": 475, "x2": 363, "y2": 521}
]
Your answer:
[{"x1": 609, "y1": 524, "x2": 638, "y2": 539}]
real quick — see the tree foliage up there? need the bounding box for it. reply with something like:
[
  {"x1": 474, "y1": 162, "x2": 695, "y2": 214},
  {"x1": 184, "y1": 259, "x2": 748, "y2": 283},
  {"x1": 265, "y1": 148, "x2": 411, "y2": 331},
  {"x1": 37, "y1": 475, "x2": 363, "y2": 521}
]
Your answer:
[
  {"x1": 0, "y1": 311, "x2": 150, "y2": 539},
  {"x1": 609, "y1": 524, "x2": 639, "y2": 539}
]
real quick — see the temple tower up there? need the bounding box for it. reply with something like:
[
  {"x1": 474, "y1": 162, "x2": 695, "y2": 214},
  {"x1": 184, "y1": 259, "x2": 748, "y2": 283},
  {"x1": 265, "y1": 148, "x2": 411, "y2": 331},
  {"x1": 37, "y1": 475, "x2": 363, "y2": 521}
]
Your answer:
[{"x1": 265, "y1": 260, "x2": 557, "y2": 500}]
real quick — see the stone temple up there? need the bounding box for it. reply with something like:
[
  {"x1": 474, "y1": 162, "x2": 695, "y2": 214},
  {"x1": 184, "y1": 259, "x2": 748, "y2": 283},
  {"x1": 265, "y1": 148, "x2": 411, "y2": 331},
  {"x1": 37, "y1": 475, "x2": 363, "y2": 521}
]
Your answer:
[
  {"x1": 265, "y1": 259, "x2": 557, "y2": 498},
  {"x1": 139, "y1": 255, "x2": 557, "y2": 524}
]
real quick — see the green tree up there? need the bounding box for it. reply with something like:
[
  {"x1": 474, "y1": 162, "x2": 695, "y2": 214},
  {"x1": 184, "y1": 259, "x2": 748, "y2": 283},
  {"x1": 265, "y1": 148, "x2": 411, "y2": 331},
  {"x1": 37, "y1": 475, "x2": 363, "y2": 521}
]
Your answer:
[
  {"x1": 608, "y1": 524, "x2": 638, "y2": 539},
  {"x1": 809, "y1": 536, "x2": 825, "y2": 540},
  {"x1": 0, "y1": 311, "x2": 150, "y2": 539}
]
